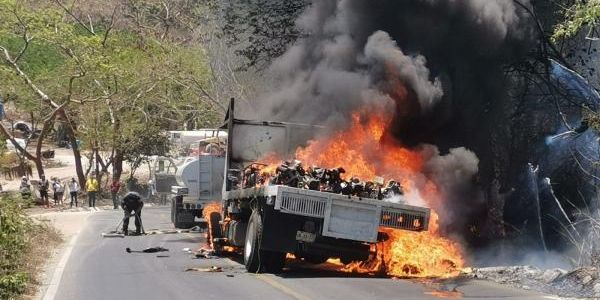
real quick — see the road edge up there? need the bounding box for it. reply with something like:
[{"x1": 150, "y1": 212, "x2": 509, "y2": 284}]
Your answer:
[{"x1": 39, "y1": 214, "x2": 89, "y2": 300}]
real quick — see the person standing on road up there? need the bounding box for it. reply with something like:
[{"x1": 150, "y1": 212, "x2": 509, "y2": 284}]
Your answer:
[
  {"x1": 86, "y1": 175, "x2": 99, "y2": 208},
  {"x1": 110, "y1": 179, "x2": 121, "y2": 209},
  {"x1": 39, "y1": 174, "x2": 50, "y2": 208},
  {"x1": 52, "y1": 178, "x2": 64, "y2": 205},
  {"x1": 68, "y1": 178, "x2": 79, "y2": 208},
  {"x1": 121, "y1": 192, "x2": 144, "y2": 236}
]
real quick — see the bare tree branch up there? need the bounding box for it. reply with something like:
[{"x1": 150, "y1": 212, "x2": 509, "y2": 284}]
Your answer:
[
  {"x1": 53, "y1": 0, "x2": 96, "y2": 35},
  {"x1": 0, "y1": 123, "x2": 37, "y2": 161},
  {"x1": 102, "y1": 5, "x2": 119, "y2": 47},
  {"x1": 11, "y1": 7, "x2": 32, "y2": 63},
  {"x1": 0, "y1": 46, "x2": 59, "y2": 108}
]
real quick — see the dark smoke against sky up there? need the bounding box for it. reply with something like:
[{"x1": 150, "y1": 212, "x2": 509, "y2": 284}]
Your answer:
[
  {"x1": 262, "y1": 0, "x2": 532, "y2": 125},
  {"x1": 258, "y1": 0, "x2": 535, "y2": 243}
]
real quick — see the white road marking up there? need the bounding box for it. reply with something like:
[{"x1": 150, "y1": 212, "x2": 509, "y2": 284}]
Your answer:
[{"x1": 41, "y1": 214, "x2": 88, "y2": 300}]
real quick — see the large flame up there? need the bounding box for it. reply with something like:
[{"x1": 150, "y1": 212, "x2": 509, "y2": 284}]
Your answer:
[{"x1": 274, "y1": 113, "x2": 464, "y2": 277}]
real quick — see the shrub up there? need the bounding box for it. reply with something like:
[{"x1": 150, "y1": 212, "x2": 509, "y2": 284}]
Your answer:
[
  {"x1": 0, "y1": 193, "x2": 60, "y2": 299},
  {"x1": 0, "y1": 194, "x2": 30, "y2": 298}
]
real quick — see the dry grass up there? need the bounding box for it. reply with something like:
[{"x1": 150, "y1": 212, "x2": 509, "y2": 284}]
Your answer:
[
  {"x1": 0, "y1": 193, "x2": 62, "y2": 300},
  {"x1": 555, "y1": 199, "x2": 600, "y2": 267},
  {"x1": 19, "y1": 221, "x2": 62, "y2": 299}
]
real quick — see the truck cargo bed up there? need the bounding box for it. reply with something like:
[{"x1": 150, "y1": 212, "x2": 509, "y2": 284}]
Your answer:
[{"x1": 224, "y1": 185, "x2": 430, "y2": 243}]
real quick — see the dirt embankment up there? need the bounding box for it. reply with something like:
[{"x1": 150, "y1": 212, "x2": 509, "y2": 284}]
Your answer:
[{"x1": 465, "y1": 265, "x2": 600, "y2": 298}]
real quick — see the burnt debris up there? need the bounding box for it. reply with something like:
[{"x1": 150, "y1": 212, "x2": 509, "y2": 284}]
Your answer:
[{"x1": 237, "y1": 160, "x2": 404, "y2": 201}]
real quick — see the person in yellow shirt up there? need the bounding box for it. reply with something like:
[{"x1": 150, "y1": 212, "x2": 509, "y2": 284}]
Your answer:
[{"x1": 86, "y1": 175, "x2": 99, "y2": 208}]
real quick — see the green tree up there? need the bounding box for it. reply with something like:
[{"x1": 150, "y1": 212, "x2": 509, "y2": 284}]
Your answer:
[
  {"x1": 220, "y1": 0, "x2": 307, "y2": 70},
  {"x1": 0, "y1": 0, "x2": 222, "y2": 185},
  {"x1": 119, "y1": 122, "x2": 171, "y2": 179},
  {"x1": 552, "y1": 0, "x2": 600, "y2": 42}
]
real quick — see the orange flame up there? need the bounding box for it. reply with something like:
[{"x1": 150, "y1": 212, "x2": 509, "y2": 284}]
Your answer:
[
  {"x1": 202, "y1": 202, "x2": 222, "y2": 249},
  {"x1": 265, "y1": 112, "x2": 464, "y2": 277}
]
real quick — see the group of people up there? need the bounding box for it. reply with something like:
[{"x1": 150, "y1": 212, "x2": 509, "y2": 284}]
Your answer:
[
  {"x1": 18, "y1": 174, "x2": 112, "y2": 209},
  {"x1": 17, "y1": 174, "x2": 143, "y2": 234}
]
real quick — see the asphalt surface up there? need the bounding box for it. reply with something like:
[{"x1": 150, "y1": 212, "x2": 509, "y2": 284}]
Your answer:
[{"x1": 50, "y1": 207, "x2": 550, "y2": 300}]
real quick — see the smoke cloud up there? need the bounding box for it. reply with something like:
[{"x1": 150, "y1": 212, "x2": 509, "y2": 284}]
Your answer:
[
  {"x1": 363, "y1": 31, "x2": 443, "y2": 111},
  {"x1": 258, "y1": 0, "x2": 534, "y2": 241}
]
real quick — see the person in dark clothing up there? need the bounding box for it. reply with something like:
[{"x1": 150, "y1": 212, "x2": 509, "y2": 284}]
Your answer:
[
  {"x1": 68, "y1": 178, "x2": 79, "y2": 208},
  {"x1": 121, "y1": 192, "x2": 144, "y2": 235},
  {"x1": 110, "y1": 179, "x2": 121, "y2": 209},
  {"x1": 39, "y1": 174, "x2": 50, "y2": 208}
]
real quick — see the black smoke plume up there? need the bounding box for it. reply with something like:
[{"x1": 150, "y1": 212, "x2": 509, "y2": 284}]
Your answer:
[{"x1": 258, "y1": 0, "x2": 535, "y2": 246}]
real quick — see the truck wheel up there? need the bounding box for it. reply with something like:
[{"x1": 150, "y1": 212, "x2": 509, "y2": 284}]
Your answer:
[
  {"x1": 244, "y1": 210, "x2": 262, "y2": 272},
  {"x1": 243, "y1": 210, "x2": 286, "y2": 273},
  {"x1": 173, "y1": 211, "x2": 194, "y2": 228},
  {"x1": 208, "y1": 212, "x2": 223, "y2": 251},
  {"x1": 171, "y1": 198, "x2": 176, "y2": 223}
]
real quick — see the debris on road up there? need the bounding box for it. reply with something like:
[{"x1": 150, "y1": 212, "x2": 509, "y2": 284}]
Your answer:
[
  {"x1": 193, "y1": 248, "x2": 216, "y2": 259},
  {"x1": 464, "y1": 265, "x2": 600, "y2": 298},
  {"x1": 126, "y1": 246, "x2": 169, "y2": 253},
  {"x1": 146, "y1": 228, "x2": 205, "y2": 235},
  {"x1": 189, "y1": 225, "x2": 203, "y2": 233},
  {"x1": 102, "y1": 231, "x2": 125, "y2": 238},
  {"x1": 185, "y1": 266, "x2": 223, "y2": 272}
]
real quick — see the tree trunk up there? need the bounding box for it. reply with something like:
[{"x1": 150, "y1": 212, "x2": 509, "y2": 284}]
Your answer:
[
  {"x1": 113, "y1": 150, "x2": 123, "y2": 181},
  {"x1": 33, "y1": 112, "x2": 59, "y2": 178},
  {"x1": 60, "y1": 110, "x2": 85, "y2": 187},
  {"x1": 0, "y1": 107, "x2": 59, "y2": 178},
  {"x1": 111, "y1": 118, "x2": 123, "y2": 181},
  {"x1": 33, "y1": 157, "x2": 44, "y2": 179},
  {"x1": 71, "y1": 138, "x2": 85, "y2": 187}
]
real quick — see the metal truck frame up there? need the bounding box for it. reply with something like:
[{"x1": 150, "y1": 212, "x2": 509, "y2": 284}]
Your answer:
[{"x1": 211, "y1": 99, "x2": 432, "y2": 273}]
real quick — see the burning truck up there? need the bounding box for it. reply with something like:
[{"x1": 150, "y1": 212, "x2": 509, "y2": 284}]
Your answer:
[{"x1": 195, "y1": 99, "x2": 463, "y2": 276}]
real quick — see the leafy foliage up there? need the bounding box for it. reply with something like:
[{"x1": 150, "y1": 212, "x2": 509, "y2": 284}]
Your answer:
[
  {"x1": 0, "y1": 194, "x2": 32, "y2": 298},
  {"x1": 552, "y1": 0, "x2": 600, "y2": 42},
  {"x1": 220, "y1": 0, "x2": 307, "y2": 70},
  {"x1": 0, "y1": 193, "x2": 60, "y2": 299},
  {"x1": 119, "y1": 122, "x2": 171, "y2": 177},
  {"x1": 584, "y1": 107, "x2": 600, "y2": 131},
  {"x1": 0, "y1": 0, "x2": 223, "y2": 180}
]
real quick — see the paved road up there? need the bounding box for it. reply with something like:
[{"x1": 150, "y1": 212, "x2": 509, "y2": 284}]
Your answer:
[{"x1": 48, "y1": 207, "x2": 550, "y2": 300}]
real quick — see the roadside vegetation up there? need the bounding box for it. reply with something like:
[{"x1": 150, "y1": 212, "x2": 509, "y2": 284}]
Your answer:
[
  {"x1": 0, "y1": 193, "x2": 61, "y2": 299},
  {"x1": 0, "y1": 0, "x2": 223, "y2": 186}
]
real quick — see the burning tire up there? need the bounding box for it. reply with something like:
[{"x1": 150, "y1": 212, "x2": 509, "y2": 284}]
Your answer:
[
  {"x1": 208, "y1": 212, "x2": 223, "y2": 252},
  {"x1": 244, "y1": 210, "x2": 285, "y2": 273}
]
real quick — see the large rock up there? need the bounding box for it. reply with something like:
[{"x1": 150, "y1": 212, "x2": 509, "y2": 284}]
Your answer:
[{"x1": 539, "y1": 268, "x2": 566, "y2": 284}]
